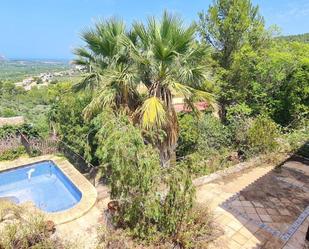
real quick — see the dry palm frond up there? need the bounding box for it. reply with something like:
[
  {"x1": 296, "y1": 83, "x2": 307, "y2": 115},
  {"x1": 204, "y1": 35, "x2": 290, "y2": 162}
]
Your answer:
[{"x1": 139, "y1": 97, "x2": 167, "y2": 129}]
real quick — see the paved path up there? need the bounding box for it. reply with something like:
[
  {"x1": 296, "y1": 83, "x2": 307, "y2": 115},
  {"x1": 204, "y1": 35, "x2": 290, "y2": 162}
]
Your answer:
[
  {"x1": 55, "y1": 185, "x2": 110, "y2": 249},
  {"x1": 200, "y1": 157, "x2": 309, "y2": 249}
]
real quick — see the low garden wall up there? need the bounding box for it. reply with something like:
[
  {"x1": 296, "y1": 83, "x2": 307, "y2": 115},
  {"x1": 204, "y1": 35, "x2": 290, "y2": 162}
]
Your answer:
[
  {"x1": 0, "y1": 116, "x2": 25, "y2": 127},
  {"x1": 193, "y1": 152, "x2": 290, "y2": 187}
]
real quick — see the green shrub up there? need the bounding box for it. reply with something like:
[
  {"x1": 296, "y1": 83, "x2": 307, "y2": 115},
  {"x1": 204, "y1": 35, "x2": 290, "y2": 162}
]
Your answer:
[
  {"x1": 226, "y1": 103, "x2": 252, "y2": 148},
  {"x1": 0, "y1": 108, "x2": 17, "y2": 117},
  {"x1": 246, "y1": 115, "x2": 280, "y2": 155},
  {"x1": 226, "y1": 105, "x2": 281, "y2": 157},
  {"x1": 173, "y1": 204, "x2": 216, "y2": 249},
  {"x1": 283, "y1": 121, "x2": 309, "y2": 157},
  {"x1": 272, "y1": 58, "x2": 309, "y2": 126},
  {"x1": 95, "y1": 111, "x2": 162, "y2": 238},
  {"x1": 48, "y1": 93, "x2": 96, "y2": 163},
  {"x1": 226, "y1": 103, "x2": 252, "y2": 123},
  {"x1": 0, "y1": 201, "x2": 75, "y2": 249},
  {"x1": 197, "y1": 114, "x2": 231, "y2": 152},
  {"x1": 0, "y1": 124, "x2": 40, "y2": 139},
  {"x1": 94, "y1": 110, "x2": 197, "y2": 242},
  {"x1": 96, "y1": 203, "x2": 216, "y2": 249},
  {"x1": 178, "y1": 113, "x2": 235, "y2": 176},
  {"x1": 0, "y1": 146, "x2": 26, "y2": 161},
  {"x1": 181, "y1": 147, "x2": 234, "y2": 176},
  {"x1": 177, "y1": 114, "x2": 199, "y2": 157},
  {"x1": 160, "y1": 166, "x2": 195, "y2": 236},
  {"x1": 178, "y1": 113, "x2": 231, "y2": 158}
]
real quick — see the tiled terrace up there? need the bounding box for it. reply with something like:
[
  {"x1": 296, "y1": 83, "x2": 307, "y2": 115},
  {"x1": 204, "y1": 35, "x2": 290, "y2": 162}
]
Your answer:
[{"x1": 199, "y1": 155, "x2": 309, "y2": 249}]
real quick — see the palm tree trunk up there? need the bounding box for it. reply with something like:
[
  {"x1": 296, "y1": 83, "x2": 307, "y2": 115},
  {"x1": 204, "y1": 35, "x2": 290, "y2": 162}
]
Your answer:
[{"x1": 159, "y1": 146, "x2": 176, "y2": 167}]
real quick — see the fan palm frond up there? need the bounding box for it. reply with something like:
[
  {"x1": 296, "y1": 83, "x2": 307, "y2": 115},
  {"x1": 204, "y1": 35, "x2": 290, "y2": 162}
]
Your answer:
[
  {"x1": 139, "y1": 97, "x2": 167, "y2": 129},
  {"x1": 81, "y1": 18, "x2": 126, "y2": 58},
  {"x1": 73, "y1": 47, "x2": 94, "y2": 60},
  {"x1": 72, "y1": 73, "x2": 101, "y2": 92},
  {"x1": 83, "y1": 87, "x2": 117, "y2": 120}
]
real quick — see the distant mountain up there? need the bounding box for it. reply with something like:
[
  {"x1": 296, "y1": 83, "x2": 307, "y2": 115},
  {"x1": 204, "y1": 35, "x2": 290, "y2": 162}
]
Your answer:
[
  {"x1": 0, "y1": 55, "x2": 6, "y2": 61},
  {"x1": 277, "y1": 33, "x2": 309, "y2": 43}
]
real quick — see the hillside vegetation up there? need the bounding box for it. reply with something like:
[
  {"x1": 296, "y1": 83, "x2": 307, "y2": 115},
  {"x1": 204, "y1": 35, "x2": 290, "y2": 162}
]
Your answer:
[
  {"x1": 0, "y1": 60, "x2": 70, "y2": 83},
  {"x1": 278, "y1": 33, "x2": 309, "y2": 43},
  {"x1": 0, "y1": 0, "x2": 308, "y2": 248}
]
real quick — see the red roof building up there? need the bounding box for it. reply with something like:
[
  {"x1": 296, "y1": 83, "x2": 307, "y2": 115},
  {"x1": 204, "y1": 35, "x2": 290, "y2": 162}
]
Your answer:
[{"x1": 173, "y1": 101, "x2": 209, "y2": 113}]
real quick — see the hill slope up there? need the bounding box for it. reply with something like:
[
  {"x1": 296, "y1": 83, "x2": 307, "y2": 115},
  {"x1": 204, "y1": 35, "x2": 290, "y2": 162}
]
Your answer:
[{"x1": 277, "y1": 33, "x2": 309, "y2": 43}]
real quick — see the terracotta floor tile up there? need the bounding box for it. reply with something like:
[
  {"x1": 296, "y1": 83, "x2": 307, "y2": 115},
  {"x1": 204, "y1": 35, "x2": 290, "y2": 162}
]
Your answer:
[
  {"x1": 270, "y1": 215, "x2": 284, "y2": 223},
  {"x1": 256, "y1": 208, "x2": 267, "y2": 215},
  {"x1": 235, "y1": 215, "x2": 249, "y2": 225},
  {"x1": 244, "y1": 207, "x2": 257, "y2": 214},
  {"x1": 195, "y1": 158, "x2": 308, "y2": 249},
  {"x1": 279, "y1": 198, "x2": 290, "y2": 204},
  {"x1": 238, "y1": 227, "x2": 254, "y2": 239},
  {"x1": 265, "y1": 208, "x2": 278, "y2": 215},
  {"x1": 247, "y1": 213, "x2": 261, "y2": 221},
  {"x1": 260, "y1": 238, "x2": 284, "y2": 249},
  {"x1": 232, "y1": 200, "x2": 243, "y2": 207},
  {"x1": 242, "y1": 201, "x2": 254, "y2": 207},
  {"x1": 278, "y1": 209, "x2": 291, "y2": 216},
  {"x1": 232, "y1": 232, "x2": 249, "y2": 246},
  {"x1": 282, "y1": 243, "x2": 298, "y2": 249},
  {"x1": 253, "y1": 229, "x2": 272, "y2": 242},
  {"x1": 268, "y1": 197, "x2": 279, "y2": 203},
  {"x1": 227, "y1": 220, "x2": 243, "y2": 231},
  {"x1": 245, "y1": 222, "x2": 260, "y2": 234},
  {"x1": 228, "y1": 240, "x2": 242, "y2": 249},
  {"x1": 258, "y1": 214, "x2": 272, "y2": 223},
  {"x1": 252, "y1": 201, "x2": 264, "y2": 208}
]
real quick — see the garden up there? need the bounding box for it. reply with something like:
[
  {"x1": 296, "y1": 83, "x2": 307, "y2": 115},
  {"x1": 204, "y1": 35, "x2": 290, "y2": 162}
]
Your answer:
[{"x1": 0, "y1": 0, "x2": 308, "y2": 248}]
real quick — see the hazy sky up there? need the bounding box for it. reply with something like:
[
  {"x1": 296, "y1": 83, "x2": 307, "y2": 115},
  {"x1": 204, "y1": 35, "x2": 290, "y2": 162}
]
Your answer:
[{"x1": 0, "y1": 0, "x2": 308, "y2": 59}]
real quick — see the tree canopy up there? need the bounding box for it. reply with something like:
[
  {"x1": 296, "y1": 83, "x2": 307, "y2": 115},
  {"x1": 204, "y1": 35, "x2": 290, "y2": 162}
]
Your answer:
[{"x1": 73, "y1": 12, "x2": 216, "y2": 166}]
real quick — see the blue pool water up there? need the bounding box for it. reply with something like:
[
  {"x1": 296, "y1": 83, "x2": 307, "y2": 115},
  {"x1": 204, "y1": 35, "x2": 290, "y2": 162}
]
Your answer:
[{"x1": 0, "y1": 161, "x2": 82, "y2": 213}]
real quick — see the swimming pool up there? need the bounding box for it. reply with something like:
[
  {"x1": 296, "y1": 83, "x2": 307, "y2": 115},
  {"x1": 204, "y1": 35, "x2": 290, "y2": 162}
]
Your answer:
[{"x1": 0, "y1": 160, "x2": 82, "y2": 213}]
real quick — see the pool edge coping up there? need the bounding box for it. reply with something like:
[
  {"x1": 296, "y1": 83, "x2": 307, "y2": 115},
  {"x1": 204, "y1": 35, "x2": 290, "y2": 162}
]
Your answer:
[{"x1": 0, "y1": 155, "x2": 98, "y2": 225}]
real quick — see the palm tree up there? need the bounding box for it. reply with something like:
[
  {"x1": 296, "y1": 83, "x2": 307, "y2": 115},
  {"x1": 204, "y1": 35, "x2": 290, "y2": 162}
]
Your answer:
[
  {"x1": 129, "y1": 12, "x2": 216, "y2": 166},
  {"x1": 74, "y1": 12, "x2": 216, "y2": 167},
  {"x1": 73, "y1": 18, "x2": 140, "y2": 118}
]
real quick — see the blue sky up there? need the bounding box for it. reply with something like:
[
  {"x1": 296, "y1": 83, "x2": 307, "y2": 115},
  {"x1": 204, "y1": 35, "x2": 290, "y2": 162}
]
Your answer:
[{"x1": 0, "y1": 0, "x2": 308, "y2": 59}]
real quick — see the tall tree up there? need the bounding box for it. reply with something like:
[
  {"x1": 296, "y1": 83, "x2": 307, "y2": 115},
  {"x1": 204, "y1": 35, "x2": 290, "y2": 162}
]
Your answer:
[
  {"x1": 198, "y1": 0, "x2": 265, "y2": 117},
  {"x1": 198, "y1": 0, "x2": 265, "y2": 69}
]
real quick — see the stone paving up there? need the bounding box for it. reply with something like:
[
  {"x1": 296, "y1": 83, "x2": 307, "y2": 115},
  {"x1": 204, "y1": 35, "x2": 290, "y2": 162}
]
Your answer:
[
  {"x1": 55, "y1": 185, "x2": 110, "y2": 249},
  {"x1": 198, "y1": 155, "x2": 309, "y2": 249},
  {"x1": 221, "y1": 166, "x2": 309, "y2": 241}
]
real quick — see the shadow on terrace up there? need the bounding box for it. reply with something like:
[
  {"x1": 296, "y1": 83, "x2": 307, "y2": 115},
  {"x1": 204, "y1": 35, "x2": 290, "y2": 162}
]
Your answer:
[{"x1": 219, "y1": 141, "x2": 309, "y2": 249}]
